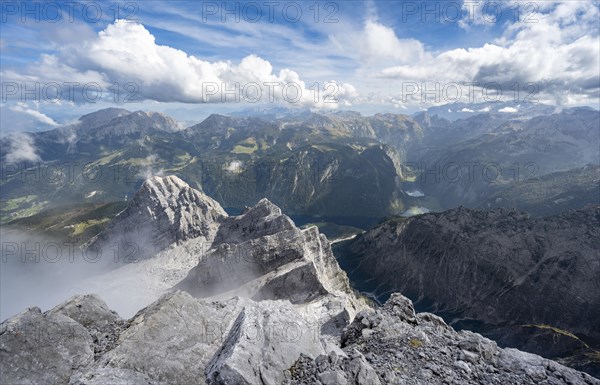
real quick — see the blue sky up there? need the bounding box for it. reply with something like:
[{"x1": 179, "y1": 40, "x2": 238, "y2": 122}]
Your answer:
[{"x1": 1, "y1": 0, "x2": 599, "y2": 130}]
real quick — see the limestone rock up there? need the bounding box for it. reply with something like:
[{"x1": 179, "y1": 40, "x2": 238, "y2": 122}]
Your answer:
[
  {"x1": 0, "y1": 307, "x2": 94, "y2": 385},
  {"x1": 47, "y1": 294, "x2": 125, "y2": 358},
  {"x1": 87, "y1": 175, "x2": 226, "y2": 262},
  {"x1": 176, "y1": 197, "x2": 366, "y2": 323},
  {"x1": 85, "y1": 291, "x2": 245, "y2": 385},
  {"x1": 205, "y1": 300, "x2": 325, "y2": 385},
  {"x1": 285, "y1": 293, "x2": 600, "y2": 385},
  {"x1": 69, "y1": 367, "x2": 160, "y2": 385}
]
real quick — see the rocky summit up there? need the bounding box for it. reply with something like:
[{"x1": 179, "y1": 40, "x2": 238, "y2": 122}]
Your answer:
[
  {"x1": 285, "y1": 294, "x2": 599, "y2": 385},
  {"x1": 87, "y1": 175, "x2": 227, "y2": 261},
  {"x1": 1, "y1": 176, "x2": 598, "y2": 384}
]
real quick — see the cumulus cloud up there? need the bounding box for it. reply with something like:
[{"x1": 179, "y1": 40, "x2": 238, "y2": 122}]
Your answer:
[
  {"x1": 3, "y1": 133, "x2": 41, "y2": 162},
  {"x1": 374, "y1": 1, "x2": 600, "y2": 106},
  {"x1": 360, "y1": 20, "x2": 426, "y2": 64},
  {"x1": 499, "y1": 106, "x2": 519, "y2": 113},
  {"x1": 2, "y1": 20, "x2": 358, "y2": 109}
]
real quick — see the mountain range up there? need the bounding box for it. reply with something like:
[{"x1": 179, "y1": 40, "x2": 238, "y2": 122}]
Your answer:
[
  {"x1": 1, "y1": 104, "x2": 599, "y2": 380},
  {"x1": 2, "y1": 104, "x2": 598, "y2": 235},
  {"x1": 2, "y1": 176, "x2": 598, "y2": 384}
]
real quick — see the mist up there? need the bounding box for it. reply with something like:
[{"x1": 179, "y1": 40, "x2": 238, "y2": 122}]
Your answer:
[{"x1": 0, "y1": 227, "x2": 188, "y2": 321}]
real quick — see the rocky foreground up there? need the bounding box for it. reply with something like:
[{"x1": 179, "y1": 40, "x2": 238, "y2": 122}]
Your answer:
[{"x1": 1, "y1": 176, "x2": 598, "y2": 384}]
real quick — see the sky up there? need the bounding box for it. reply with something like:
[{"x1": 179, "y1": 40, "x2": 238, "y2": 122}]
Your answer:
[{"x1": 0, "y1": 0, "x2": 599, "y2": 131}]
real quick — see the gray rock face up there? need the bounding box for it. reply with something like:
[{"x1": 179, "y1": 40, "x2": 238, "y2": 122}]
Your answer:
[
  {"x1": 80, "y1": 291, "x2": 246, "y2": 385},
  {"x1": 47, "y1": 294, "x2": 125, "y2": 358},
  {"x1": 340, "y1": 206, "x2": 600, "y2": 353},
  {"x1": 4, "y1": 175, "x2": 598, "y2": 384},
  {"x1": 87, "y1": 175, "x2": 227, "y2": 262},
  {"x1": 286, "y1": 293, "x2": 600, "y2": 385},
  {"x1": 206, "y1": 300, "x2": 324, "y2": 385},
  {"x1": 69, "y1": 368, "x2": 159, "y2": 385},
  {"x1": 1, "y1": 307, "x2": 94, "y2": 385},
  {"x1": 176, "y1": 197, "x2": 365, "y2": 321},
  {"x1": 60, "y1": 291, "x2": 347, "y2": 385}
]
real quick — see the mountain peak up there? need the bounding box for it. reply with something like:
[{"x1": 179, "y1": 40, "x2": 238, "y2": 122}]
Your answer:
[
  {"x1": 139, "y1": 175, "x2": 193, "y2": 199},
  {"x1": 77, "y1": 108, "x2": 131, "y2": 129},
  {"x1": 88, "y1": 175, "x2": 227, "y2": 259},
  {"x1": 246, "y1": 197, "x2": 282, "y2": 217}
]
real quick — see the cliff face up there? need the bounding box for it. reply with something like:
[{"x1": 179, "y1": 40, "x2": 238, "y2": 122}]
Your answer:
[
  {"x1": 338, "y1": 205, "x2": 600, "y2": 376},
  {"x1": 176, "y1": 197, "x2": 361, "y2": 314},
  {"x1": 87, "y1": 175, "x2": 227, "y2": 261},
  {"x1": 1, "y1": 176, "x2": 598, "y2": 384}
]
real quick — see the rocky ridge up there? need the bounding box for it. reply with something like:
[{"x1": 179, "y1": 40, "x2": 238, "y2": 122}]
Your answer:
[
  {"x1": 337, "y1": 205, "x2": 600, "y2": 377},
  {"x1": 286, "y1": 294, "x2": 599, "y2": 385},
  {"x1": 1, "y1": 175, "x2": 598, "y2": 384}
]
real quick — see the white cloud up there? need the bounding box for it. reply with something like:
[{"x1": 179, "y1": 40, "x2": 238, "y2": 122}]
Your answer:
[
  {"x1": 225, "y1": 160, "x2": 244, "y2": 174},
  {"x1": 374, "y1": 1, "x2": 600, "y2": 106},
  {"x1": 360, "y1": 21, "x2": 426, "y2": 64},
  {"x1": 499, "y1": 106, "x2": 518, "y2": 113},
  {"x1": 3, "y1": 133, "x2": 41, "y2": 163},
  {"x1": 461, "y1": 108, "x2": 475, "y2": 112},
  {"x1": 10, "y1": 103, "x2": 59, "y2": 127},
  {"x1": 3, "y1": 20, "x2": 357, "y2": 109}
]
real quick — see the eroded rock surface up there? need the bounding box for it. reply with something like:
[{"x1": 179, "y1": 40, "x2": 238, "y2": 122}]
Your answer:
[
  {"x1": 338, "y1": 205, "x2": 600, "y2": 376},
  {"x1": 87, "y1": 175, "x2": 227, "y2": 261},
  {"x1": 1, "y1": 306, "x2": 94, "y2": 384},
  {"x1": 3, "y1": 176, "x2": 598, "y2": 384},
  {"x1": 285, "y1": 294, "x2": 600, "y2": 385},
  {"x1": 176, "y1": 196, "x2": 366, "y2": 325}
]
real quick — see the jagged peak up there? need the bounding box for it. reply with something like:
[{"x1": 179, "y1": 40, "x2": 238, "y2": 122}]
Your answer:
[
  {"x1": 247, "y1": 198, "x2": 282, "y2": 217},
  {"x1": 131, "y1": 174, "x2": 228, "y2": 220},
  {"x1": 88, "y1": 175, "x2": 227, "y2": 255},
  {"x1": 134, "y1": 175, "x2": 218, "y2": 209},
  {"x1": 140, "y1": 175, "x2": 190, "y2": 196}
]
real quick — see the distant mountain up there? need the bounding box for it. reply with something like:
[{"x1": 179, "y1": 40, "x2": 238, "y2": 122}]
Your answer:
[
  {"x1": 2, "y1": 106, "x2": 598, "y2": 227},
  {"x1": 479, "y1": 165, "x2": 600, "y2": 217},
  {"x1": 418, "y1": 107, "x2": 600, "y2": 209},
  {"x1": 77, "y1": 108, "x2": 132, "y2": 130},
  {"x1": 1, "y1": 109, "x2": 416, "y2": 225}
]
